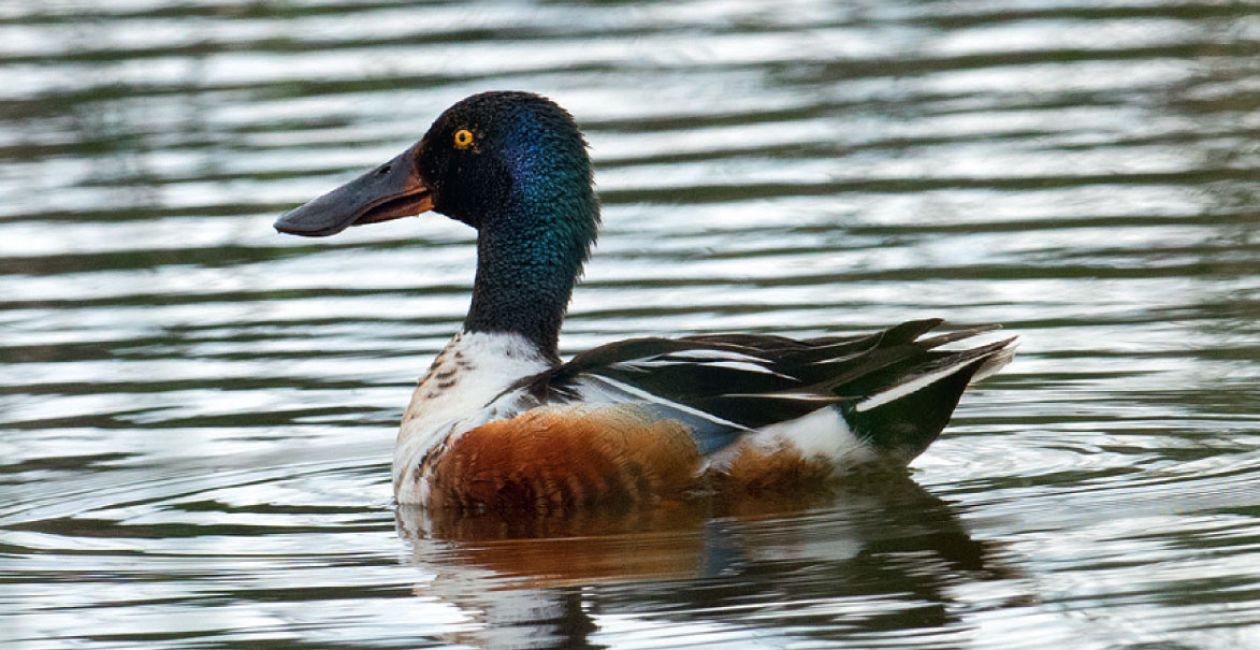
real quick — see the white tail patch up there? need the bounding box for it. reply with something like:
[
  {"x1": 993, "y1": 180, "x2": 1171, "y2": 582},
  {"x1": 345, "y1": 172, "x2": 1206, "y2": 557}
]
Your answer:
[
  {"x1": 710, "y1": 406, "x2": 875, "y2": 472},
  {"x1": 762, "y1": 407, "x2": 858, "y2": 458}
]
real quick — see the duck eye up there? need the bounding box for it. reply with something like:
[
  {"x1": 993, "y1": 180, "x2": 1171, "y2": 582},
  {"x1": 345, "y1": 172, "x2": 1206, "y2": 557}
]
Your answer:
[{"x1": 453, "y1": 129, "x2": 475, "y2": 150}]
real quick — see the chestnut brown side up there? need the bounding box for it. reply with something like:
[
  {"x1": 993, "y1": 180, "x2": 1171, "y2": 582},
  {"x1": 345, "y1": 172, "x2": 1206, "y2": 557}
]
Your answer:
[{"x1": 425, "y1": 406, "x2": 703, "y2": 511}]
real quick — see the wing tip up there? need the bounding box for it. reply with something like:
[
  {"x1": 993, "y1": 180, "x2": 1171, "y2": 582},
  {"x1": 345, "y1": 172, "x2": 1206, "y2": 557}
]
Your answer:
[{"x1": 970, "y1": 336, "x2": 1019, "y2": 384}]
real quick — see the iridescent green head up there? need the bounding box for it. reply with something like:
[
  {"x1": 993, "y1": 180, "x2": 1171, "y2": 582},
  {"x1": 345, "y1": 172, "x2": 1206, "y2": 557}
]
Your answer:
[{"x1": 275, "y1": 92, "x2": 601, "y2": 356}]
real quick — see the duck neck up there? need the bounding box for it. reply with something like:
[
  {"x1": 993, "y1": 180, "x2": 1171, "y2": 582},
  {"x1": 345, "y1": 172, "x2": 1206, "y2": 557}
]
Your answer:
[{"x1": 463, "y1": 199, "x2": 596, "y2": 361}]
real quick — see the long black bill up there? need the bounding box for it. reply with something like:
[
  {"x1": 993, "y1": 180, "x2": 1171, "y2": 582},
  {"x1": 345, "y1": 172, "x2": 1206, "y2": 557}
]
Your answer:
[{"x1": 273, "y1": 145, "x2": 434, "y2": 237}]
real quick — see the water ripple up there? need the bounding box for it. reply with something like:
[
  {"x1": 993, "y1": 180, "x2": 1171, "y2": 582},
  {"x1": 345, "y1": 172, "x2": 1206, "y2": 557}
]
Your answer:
[{"x1": 2, "y1": 0, "x2": 1258, "y2": 648}]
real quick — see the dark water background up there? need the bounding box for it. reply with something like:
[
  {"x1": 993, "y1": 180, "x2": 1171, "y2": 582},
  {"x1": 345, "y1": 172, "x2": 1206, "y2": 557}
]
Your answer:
[{"x1": 2, "y1": 1, "x2": 1259, "y2": 648}]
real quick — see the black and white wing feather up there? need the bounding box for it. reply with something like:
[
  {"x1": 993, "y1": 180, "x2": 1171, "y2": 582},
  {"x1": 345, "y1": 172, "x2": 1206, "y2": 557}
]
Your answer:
[{"x1": 514, "y1": 319, "x2": 1015, "y2": 457}]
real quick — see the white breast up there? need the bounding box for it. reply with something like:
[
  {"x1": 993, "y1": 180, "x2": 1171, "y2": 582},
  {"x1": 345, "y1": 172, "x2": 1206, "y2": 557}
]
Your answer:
[{"x1": 392, "y1": 331, "x2": 551, "y2": 504}]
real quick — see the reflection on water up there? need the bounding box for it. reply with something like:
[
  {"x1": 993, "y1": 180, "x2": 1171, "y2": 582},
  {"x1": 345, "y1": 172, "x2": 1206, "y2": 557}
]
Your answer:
[
  {"x1": 399, "y1": 477, "x2": 1023, "y2": 649},
  {"x1": 2, "y1": 0, "x2": 1259, "y2": 648}
]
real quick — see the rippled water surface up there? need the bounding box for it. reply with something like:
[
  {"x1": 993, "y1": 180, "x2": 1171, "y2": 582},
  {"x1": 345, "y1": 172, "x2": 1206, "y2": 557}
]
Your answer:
[{"x1": 3, "y1": 1, "x2": 1259, "y2": 647}]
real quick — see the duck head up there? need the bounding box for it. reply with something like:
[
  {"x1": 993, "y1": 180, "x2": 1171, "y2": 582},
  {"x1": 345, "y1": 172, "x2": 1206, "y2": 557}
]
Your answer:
[
  {"x1": 275, "y1": 92, "x2": 600, "y2": 357},
  {"x1": 275, "y1": 91, "x2": 597, "y2": 236}
]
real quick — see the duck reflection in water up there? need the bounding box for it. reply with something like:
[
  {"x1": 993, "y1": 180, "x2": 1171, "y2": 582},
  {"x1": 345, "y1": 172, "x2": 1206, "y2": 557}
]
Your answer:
[{"x1": 396, "y1": 474, "x2": 1026, "y2": 649}]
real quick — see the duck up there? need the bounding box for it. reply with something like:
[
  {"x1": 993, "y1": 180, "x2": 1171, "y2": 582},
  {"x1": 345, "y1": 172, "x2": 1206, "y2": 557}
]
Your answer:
[{"x1": 274, "y1": 91, "x2": 1016, "y2": 511}]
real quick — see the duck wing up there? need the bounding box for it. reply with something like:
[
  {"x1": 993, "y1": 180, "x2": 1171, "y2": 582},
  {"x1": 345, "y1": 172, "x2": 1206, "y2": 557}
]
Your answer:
[{"x1": 513, "y1": 319, "x2": 1016, "y2": 458}]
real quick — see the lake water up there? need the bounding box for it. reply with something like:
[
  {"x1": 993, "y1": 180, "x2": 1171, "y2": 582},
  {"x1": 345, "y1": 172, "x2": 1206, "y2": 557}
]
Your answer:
[{"x1": 2, "y1": 1, "x2": 1258, "y2": 648}]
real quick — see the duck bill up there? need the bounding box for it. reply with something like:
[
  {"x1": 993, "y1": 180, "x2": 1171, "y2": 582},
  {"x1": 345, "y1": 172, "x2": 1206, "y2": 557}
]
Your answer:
[{"x1": 273, "y1": 146, "x2": 434, "y2": 237}]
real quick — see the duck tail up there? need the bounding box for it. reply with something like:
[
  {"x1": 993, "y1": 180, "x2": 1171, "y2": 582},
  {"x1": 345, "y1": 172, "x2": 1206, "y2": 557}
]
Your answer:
[{"x1": 840, "y1": 336, "x2": 1017, "y2": 460}]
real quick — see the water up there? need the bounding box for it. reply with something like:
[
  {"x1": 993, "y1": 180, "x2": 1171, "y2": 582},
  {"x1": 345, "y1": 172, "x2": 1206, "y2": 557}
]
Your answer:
[{"x1": 2, "y1": 0, "x2": 1258, "y2": 647}]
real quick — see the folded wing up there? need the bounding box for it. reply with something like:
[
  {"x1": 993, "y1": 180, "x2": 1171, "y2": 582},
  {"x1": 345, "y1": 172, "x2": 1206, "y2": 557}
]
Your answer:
[{"x1": 510, "y1": 319, "x2": 1016, "y2": 459}]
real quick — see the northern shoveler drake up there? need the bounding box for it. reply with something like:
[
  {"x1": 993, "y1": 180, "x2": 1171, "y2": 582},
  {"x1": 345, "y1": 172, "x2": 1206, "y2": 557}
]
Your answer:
[{"x1": 275, "y1": 91, "x2": 1016, "y2": 511}]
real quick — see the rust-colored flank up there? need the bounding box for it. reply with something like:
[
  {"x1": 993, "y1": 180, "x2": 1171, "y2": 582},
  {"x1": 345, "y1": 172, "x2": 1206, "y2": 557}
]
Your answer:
[
  {"x1": 425, "y1": 406, "x2": 703, "y2": 511},
  {"x1": 424, "y1": 405, "x2": 858, "y2": 512}
]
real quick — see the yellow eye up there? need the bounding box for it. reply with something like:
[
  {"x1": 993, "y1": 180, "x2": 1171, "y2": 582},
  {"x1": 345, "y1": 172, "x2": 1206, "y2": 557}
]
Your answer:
[{"x1": 453, "y1": 129, "x2": 475, "y2": 149}]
